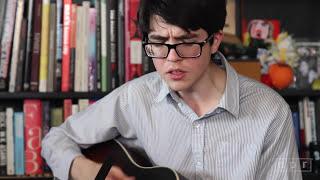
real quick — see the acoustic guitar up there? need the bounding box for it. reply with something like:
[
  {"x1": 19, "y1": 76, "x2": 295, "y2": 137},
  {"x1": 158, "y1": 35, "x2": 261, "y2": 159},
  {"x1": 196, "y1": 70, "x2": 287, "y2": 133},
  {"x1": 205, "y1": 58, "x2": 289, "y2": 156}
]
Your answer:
[{"x1": 82, "y1": 139, "x2": 185, "y2": 180}]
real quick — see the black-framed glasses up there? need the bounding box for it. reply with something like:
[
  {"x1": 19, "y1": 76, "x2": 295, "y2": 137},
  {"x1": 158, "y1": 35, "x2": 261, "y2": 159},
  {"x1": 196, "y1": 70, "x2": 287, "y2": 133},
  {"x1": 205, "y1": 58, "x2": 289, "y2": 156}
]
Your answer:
[{"x1": 143, "y1": 34, "x2": 214, "y2": 59}]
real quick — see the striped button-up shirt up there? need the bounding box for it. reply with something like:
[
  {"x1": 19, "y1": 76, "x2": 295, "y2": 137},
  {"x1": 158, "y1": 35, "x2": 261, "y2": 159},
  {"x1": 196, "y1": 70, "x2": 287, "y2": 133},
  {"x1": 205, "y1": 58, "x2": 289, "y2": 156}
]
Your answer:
[{"x1": 42, "y1": 54, "x2": 302, "y2": 180}]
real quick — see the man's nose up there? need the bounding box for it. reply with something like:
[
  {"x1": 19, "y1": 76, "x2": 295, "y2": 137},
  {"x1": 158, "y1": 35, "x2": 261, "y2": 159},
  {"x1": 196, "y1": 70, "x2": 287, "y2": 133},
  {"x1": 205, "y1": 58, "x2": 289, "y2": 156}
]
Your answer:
[{"x1": 166, "y1": 48, "x2": 181, "y2": 62}]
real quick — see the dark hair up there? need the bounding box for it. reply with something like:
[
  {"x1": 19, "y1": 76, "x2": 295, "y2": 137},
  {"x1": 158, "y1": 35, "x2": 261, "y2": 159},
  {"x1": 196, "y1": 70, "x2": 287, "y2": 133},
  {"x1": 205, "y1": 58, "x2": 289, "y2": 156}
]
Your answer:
[{"x1": 138, "y1": 0, "x2": 227, "y2": 40}]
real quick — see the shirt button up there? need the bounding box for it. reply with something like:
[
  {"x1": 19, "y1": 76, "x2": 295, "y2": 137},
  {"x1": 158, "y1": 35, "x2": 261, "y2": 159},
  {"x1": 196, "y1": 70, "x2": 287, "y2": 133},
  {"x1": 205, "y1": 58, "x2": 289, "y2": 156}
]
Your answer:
[
  {"x1": 195, "y1": 124, "x2": 200, "y2": 129},
  {"x1": 196, "y1": 161, "x2": 202, "y2": 166}
]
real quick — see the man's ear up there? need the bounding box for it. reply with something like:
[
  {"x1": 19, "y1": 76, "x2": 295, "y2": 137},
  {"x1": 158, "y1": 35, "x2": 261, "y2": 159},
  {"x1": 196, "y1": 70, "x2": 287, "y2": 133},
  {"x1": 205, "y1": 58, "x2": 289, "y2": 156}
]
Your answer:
[{"x1": 210, "y1": 31, "x2": 224, "y2": 54}]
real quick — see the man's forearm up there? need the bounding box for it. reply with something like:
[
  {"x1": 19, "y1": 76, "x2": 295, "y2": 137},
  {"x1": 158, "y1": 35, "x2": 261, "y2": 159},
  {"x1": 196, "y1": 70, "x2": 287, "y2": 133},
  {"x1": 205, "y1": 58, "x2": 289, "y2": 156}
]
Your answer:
[{"x1": 70, "y1": 156, "x2": 102, "y2": 180}]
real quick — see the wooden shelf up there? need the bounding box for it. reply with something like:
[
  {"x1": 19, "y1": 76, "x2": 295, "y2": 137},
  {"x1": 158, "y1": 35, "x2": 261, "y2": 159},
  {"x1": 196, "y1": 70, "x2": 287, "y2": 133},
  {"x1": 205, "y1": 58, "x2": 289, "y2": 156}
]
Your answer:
[
  {"x1": 278, "y1": 89, "x2": 320, "y2": 97},
  {"x1": 303, "y1": 172, "x2": 320, "y2": 180},
  {"x1": 0, "y1": 92, "x2": 109, "y2": 100},
  {"x1": 0, "y1": 175, "x2": 53, "y2": 180}
]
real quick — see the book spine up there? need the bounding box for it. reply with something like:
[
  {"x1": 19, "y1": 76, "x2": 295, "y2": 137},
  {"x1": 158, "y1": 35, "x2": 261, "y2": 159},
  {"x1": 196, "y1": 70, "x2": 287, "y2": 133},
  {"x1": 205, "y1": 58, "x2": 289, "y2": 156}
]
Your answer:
[
  {"x1": 117, "y1": 0, "x2": 125, "y2": 85},
  {"x1": 109, "y1": 0, "x2": 118, "y2": 89},
  {"x1": 39, "y1": 0, "x2": 51, "y2": 92},
  {"x1": 61, "y1": 0, "x2": 72, "y2": 92},
  {"x1": 95, "y1": 0, "x2": 101, "y2": 91},
  {"x1": 55, "y1": 0, "x2": 63, "y2": 92},
  {"x1": 69, "y1": 4, "x2": 77, "y2": 92},
  {"x1": 0, "y1": 108, "x2": 7, "y2": 175},
  {"x1": 9, "y1": 0, "x2": 25, "y2": 92},
  {"x1": 5, "y1": 107, "x2": 14, "y2": 175},
  {"x1": 100, "y1": 0, "x2": 109, "y2": 92},
  {"x1": 50, "y1": 107, "x2": 63, "y2": 127},
  {"x1": 47, "y1": 1, "x2": 57, "y2": 92},
  {"x1": 88, "y1": 8, "x2": 97, "y2": 92},
  {"x1": 81, "y1": 1, "x2": 90, "y2": 92},
  {"x1": 14, "y1": 112, "x2": 24, "y2": 175},
  {"x1": 128, "y1": 0, "x2": 142, "y2": 80},
  {"x1": 0, "y1": 0, "x2": 7, "y2": 41},
  {"x1": 0, "y1": 0, "x2": 17, "y2": 91},
  {"x1": 63, "y1": 99, "x2": 72, "y2": 121},
  {"x1": 30, "y1": 0, "x2": 42, "y2": 92},
  {"x1": 15, "y1": 18, "x2": 28, "y2": 92},
  {"x1": 74, "y1": 5, "x2": 83, "y2": 92},
  {"x1": 41, "y1": 101, "x2": 51, "y2": 174},
  {"x1": 23, "y1": 0, "x2": 34, "y2": 91},
  {"x1": 24, "y1": 99, "x2": 43, "y2": 175}
]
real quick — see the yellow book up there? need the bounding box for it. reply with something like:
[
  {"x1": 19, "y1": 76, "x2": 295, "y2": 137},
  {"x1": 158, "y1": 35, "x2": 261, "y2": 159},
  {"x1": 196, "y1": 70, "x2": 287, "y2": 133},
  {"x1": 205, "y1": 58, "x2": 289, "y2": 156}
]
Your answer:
[{"x1": 39, "y1": 0, "x2": 50, "y2": 92}]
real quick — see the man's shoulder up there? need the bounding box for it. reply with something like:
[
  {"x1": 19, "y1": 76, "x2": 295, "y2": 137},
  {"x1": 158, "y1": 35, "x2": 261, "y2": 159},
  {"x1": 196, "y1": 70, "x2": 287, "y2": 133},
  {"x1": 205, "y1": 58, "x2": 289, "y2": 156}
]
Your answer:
[{"x1": 238, "y1": 75, "x2": 288, "y2": 108}]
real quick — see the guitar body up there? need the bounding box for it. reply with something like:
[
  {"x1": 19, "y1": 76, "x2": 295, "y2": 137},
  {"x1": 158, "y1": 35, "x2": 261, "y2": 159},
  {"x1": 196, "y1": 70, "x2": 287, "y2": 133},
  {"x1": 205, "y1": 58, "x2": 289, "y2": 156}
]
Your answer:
[{"x1": 82, "y1": 139, "x2": 184, "y2": 180}]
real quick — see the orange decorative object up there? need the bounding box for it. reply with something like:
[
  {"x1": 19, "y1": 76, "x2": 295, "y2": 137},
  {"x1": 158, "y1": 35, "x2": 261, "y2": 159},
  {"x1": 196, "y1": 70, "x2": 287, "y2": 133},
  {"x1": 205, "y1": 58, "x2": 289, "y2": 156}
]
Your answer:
[{"x1": 268, "y1": 63, "x2": 294, "y2": 90}]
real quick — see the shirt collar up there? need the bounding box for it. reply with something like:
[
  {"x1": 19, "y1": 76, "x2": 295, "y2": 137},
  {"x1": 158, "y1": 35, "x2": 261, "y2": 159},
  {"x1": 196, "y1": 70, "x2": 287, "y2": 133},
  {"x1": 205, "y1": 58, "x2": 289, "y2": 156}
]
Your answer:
[{"x1": 154, "y1": 52, "x2": 240, "y2": 118}]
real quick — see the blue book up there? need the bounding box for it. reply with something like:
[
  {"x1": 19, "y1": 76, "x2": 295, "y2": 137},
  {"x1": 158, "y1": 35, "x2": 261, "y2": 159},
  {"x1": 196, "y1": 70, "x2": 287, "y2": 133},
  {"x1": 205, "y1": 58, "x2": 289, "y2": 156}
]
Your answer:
[
  {"x1": 14, "y1": 112, "x2": 24, "y2": 175},
  {"x1": 292, "y1": 111, "x2": 301, "y2": 154}
]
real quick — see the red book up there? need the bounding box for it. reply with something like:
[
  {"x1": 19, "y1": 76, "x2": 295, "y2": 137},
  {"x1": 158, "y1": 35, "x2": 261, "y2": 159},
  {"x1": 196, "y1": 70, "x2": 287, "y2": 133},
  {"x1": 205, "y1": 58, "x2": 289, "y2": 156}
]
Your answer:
[
  {"x1": 24, "y1": 99, "x2": 43, "y2": 175},
  {"x1": 61, "y1": 0, "x2": 72, "y2": 92},
  {"x1": 125, "y1": 0, "x2": 143, "y2": 82},
  {"x1": 63, "y1": 99, "x2": 72, "y2": 121}
]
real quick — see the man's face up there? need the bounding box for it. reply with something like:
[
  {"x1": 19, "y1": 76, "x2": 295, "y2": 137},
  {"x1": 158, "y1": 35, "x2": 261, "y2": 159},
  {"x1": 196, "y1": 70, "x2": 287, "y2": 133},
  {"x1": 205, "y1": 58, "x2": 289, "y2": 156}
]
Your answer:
[{"x1": 147, "y1": 15, "x2": 221, "y2": 92}]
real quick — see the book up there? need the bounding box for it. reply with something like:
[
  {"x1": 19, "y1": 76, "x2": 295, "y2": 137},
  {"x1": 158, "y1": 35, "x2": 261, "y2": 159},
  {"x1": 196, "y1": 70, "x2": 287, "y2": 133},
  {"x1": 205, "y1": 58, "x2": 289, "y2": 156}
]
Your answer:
[
  {"x1": 109, "y1": 0, "x2": 119, "y2": 89},
  {"x1": 23, "y1": 0, "x2": 34, "y2": 91},
  {"x1": 95, "y1": 0, "x2": 102, "y2": 91},
  {"x1": 13, "y1": 112, "x2": 24, "y2": 175},
  {"x1": 0, "y1": 0, "x2": 7, "y2": 41},
  {"x1": 63, "y1": 99, "x2": 72, "y2": 121},
  {"x1": 74, "y1": 5, "x2": 84, "y2": 92},
  {"x1": 100, "y1": 0, "x2": 110, "y2": 92},
  {"x1": 61, "y1": 0, "x2": 72, "y2": 92},
  {"x1": 50, "y1": 107, "x2": 63, "y2": 127},
  {"x1": 15, "y1": 19, "x2": 28, "y2": 92},
  {"x1": 30, "y1": 0, "x2": 43, "y2": 92},
  {"x1": 8, "y1": 0, "x2": 25, "y2": 92},
  {"x1": 0, "y1": 0, "x2": 17, "y2": 91},
  {"x1": 124, "y1": 0, "x2": 143, "y2": 82},
  {"x1": 47, "y1": 0, "x2": 57, "y2": 92},
  {"x1": 0, "y1": 107, "x2": 6, "y2": 175},
  {"x1": 5, "y1": 107, "x2": 14, "y2": 175},
  {"x1": 117, "y1": 0, "x2": 125, "y2": 85},
  {"x1": 88, "y1": 7, "x2": 97, "y2": 92},
  {"x1": 55, "y1": 0, "x2": 63, "y2": 92},
  {"x1": 39, "y1": 0, "x2": 51, "y2": 92},
  {"x1": 24, "y1": 99, "x2": 43, "y2": 175},
  {"x1": 69, "y1": 4, "x2": 77, "y2": 92}
]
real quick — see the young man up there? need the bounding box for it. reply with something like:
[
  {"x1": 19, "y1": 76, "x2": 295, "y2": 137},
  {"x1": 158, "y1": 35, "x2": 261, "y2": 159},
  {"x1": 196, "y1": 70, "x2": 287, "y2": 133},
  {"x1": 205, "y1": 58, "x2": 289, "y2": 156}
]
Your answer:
[{"x1": 42, "y1": 0, "x2": 302, "y2": 179}]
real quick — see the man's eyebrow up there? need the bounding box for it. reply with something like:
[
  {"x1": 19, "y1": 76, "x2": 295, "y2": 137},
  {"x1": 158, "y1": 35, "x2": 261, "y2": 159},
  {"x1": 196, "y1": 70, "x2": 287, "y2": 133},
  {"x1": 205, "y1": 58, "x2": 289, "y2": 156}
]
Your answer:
[{"x1": 148, "y1": 33, "x2": 199, "y2": 41}]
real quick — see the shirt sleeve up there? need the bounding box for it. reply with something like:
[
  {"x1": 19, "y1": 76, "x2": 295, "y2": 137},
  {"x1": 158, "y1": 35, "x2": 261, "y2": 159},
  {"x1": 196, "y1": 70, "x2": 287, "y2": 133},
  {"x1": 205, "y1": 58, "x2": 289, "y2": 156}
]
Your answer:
[
  {"x1": 255, "y1": 103, "x2": 303, "y2": 180},
  {"x1": 41, "y1": 84, "x2": 136, "y2": 180}
]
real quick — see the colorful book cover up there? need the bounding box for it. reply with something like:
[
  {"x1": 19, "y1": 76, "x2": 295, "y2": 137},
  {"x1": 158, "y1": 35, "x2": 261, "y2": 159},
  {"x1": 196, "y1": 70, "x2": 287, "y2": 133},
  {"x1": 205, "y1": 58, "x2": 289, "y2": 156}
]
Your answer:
[
  {"x1": 24, "y1": 99, "x2": 43, "y2": 175},
  {"x1": 55, "y1": 0, "x2": 63, "y2": 92},
  {"x1": 88, "y1": 8, "x2": 97, "y2": 92},
  {"x1": 14, "y1": 112, "x2": 24, "y2": 175},
  {"x1": 0, "y1": 0, "x2": 17, "y2": 90},
  {"x1": 125, "y1": 0, "x2": 143, "y2": 82}
]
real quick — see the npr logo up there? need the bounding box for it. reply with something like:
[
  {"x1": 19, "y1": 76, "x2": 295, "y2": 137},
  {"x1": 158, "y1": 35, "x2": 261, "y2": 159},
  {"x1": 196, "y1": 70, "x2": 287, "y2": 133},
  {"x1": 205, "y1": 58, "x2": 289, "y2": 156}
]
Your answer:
[{"x1": 299, "y1": 158, "x2": 312, "y2": 172}]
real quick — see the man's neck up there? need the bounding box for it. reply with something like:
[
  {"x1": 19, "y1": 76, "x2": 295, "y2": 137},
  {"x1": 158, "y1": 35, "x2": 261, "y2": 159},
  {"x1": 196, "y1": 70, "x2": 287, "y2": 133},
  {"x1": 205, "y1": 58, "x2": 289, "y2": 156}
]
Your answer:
[{"x1": 177, "y1": 64, "x2": 227, "y2": 117}]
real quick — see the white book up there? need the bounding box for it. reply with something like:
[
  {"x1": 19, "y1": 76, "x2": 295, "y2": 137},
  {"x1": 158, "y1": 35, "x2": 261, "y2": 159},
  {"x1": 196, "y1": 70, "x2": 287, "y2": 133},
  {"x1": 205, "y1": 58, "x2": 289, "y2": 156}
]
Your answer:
[
  {"x1": 6, "y1": 107, "x2": 14, "y2": 175},
  {"x1": 75, "y1": 6, "x2": 84, "y2": 92},
  {"x1": 71, "y1": 104, "x2": 79, "y2": 115},
  {"x1": 308, "y1": 101, "x2": 317, "y2": 142},
  {"x1": 8, "y1": 0, "x2": 25, "y2": 92},
  {"x1": 81, "y1": 1, "x2": 90, "y2": 92},
  {"x1": 78, "y1": 99, "x2": 89, "y2": 112},
  {"x1": 303, "y1": 97, "x2": 312, "y2": 146}
]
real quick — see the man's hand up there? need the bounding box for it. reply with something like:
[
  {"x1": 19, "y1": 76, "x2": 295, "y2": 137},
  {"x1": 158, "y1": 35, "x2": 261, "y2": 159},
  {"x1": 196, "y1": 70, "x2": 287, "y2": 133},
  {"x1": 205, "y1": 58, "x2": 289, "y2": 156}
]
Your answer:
[{"x1": 70, "y1": 156, "x2": 135, "y2": 180}]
